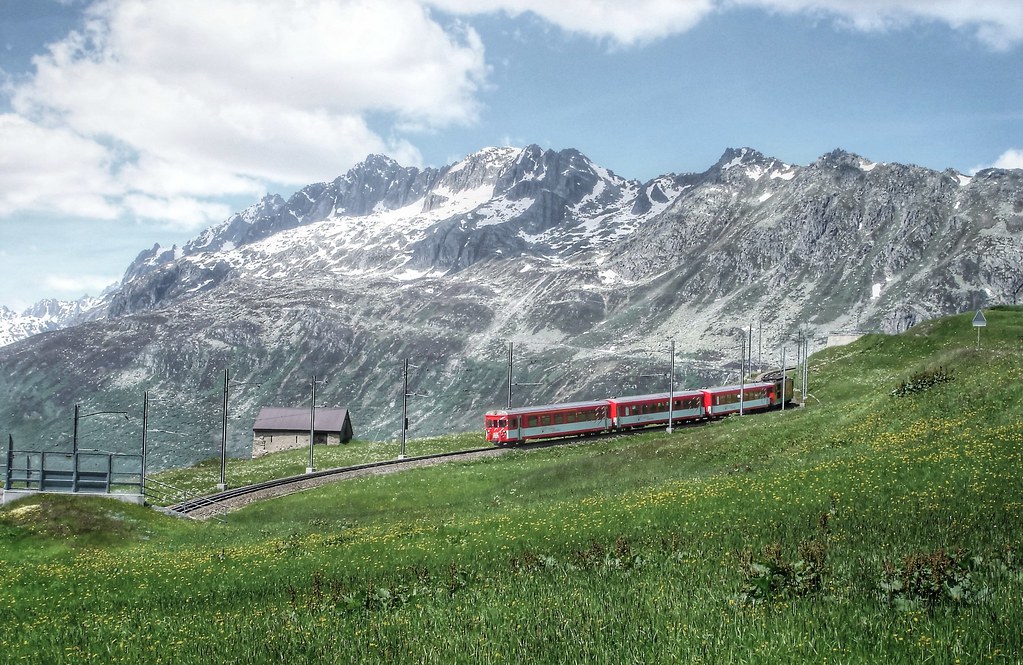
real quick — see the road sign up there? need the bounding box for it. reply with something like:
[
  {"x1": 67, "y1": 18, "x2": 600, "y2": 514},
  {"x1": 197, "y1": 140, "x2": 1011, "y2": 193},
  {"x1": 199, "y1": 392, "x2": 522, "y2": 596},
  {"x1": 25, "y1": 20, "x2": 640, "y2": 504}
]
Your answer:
[{"x1": 972, "y1": 310, "x2": 987, "y2": 327}]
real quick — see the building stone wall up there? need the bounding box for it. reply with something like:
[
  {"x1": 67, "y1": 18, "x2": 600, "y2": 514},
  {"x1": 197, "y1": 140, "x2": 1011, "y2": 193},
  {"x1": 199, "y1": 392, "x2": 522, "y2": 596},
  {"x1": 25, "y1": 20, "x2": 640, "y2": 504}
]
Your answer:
[{"x1": 252, "y1": 431, "x2": 342, "y2": 458}]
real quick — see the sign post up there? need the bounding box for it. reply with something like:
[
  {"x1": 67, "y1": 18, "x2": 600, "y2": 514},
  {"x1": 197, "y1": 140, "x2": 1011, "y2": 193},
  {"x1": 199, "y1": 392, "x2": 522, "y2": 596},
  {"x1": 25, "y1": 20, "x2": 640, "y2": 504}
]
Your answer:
[{"x1": 972, "y1": 310, "x2": 987, "y2": 350}]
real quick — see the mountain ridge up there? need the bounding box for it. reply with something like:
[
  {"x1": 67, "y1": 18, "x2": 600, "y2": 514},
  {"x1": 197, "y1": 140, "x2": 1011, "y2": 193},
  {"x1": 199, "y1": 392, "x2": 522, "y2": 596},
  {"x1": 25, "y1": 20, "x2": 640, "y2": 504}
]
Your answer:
[{"x1": 1, "y1": 144, "x2": 1020, "y2": 469}]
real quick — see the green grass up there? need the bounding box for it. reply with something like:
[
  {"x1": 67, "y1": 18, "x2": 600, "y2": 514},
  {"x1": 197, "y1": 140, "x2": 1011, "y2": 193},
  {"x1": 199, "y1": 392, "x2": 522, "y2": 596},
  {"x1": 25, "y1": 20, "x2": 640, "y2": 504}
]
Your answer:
[
  {"x1": 145, "y1": 431, "x2": 484, "y2": 503},
  {"x1": 2, "y1": 307, "x2": 1022, "y2": 663}
]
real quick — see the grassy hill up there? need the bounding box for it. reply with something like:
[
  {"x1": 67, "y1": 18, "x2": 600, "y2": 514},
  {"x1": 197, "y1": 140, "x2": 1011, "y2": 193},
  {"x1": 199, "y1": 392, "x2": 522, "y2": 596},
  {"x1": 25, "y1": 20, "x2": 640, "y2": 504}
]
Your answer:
[{"x1": 2, "y1": 307, "x2": 1022, "y2": 663}]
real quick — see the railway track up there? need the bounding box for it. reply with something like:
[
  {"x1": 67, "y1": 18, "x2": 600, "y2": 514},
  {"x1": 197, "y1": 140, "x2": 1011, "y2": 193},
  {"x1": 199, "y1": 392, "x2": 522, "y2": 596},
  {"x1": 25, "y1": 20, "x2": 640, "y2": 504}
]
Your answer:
[
  {"x1": 163, "y1": 421, "x2": 714, "y2": 520},
  {"x1": 165, "y1": 445, "x2": 506, "y2": 519}
]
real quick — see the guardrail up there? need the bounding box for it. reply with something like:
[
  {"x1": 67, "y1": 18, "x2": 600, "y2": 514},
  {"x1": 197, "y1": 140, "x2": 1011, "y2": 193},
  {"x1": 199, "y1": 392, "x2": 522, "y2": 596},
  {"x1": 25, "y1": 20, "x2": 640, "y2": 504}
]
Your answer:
[{"x1": 3, "y1": 439, "x2": 143, "y2": 497}]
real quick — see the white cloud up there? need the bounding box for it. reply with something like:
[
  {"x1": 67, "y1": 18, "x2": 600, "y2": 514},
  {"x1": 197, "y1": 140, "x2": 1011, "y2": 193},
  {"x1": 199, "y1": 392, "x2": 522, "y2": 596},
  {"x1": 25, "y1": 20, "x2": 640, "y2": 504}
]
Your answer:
[
  {"x1": 2, "y1": 0, "x2": 1019, "y2": 234},
  {"x1": 992, "y1": 149, "x2": 1023, "y2": 170},
  {"x1": 429, "y1": 0, "x2": 717, "y2": 45},
  {"x1": 0, "y1": 113, "x2": 121, "y2": 218},
  {"x1": 2, "y1": 0, "x2": 487, "y2": 226},
  {"x1": 122, "y1": 194, "x2": 233, "y2": 231},
  {"x1": 431, "y1": 0, "x2": 1023, "y2": 49},
  {"x1": 43, "y1": 273, "x2": 118, "y2": 296},
  {"x1": 972, "y1": 148, "x2": 1023, "y2": 173},
  {"x1": 731, "y1": 1, "x2": 1023, "y2": 50}
]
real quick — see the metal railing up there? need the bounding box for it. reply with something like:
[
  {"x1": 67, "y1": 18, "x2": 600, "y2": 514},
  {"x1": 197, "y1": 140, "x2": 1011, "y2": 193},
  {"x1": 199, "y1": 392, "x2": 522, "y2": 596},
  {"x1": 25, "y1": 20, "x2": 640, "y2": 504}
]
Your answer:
[
  {"x1": 3, "y1": 444, "x2": 143, "y2": 496},
  {"x1": 145, "y1": 477, "x2": 228, "y2": 522}
]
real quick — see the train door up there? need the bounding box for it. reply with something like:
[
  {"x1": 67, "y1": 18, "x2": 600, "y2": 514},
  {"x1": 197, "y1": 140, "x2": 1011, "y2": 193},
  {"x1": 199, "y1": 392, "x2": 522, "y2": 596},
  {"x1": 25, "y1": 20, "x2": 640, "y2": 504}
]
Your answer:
[{"x1": 507, "y1": 416, "x2": 521, "y2": 443}]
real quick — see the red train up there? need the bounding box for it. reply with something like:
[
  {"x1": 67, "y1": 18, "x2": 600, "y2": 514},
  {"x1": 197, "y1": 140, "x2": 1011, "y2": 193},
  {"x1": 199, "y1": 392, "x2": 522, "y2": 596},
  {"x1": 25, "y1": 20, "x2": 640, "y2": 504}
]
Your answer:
[{"x1": 484, "y1": 377, "x2": 793, "y2": 445}]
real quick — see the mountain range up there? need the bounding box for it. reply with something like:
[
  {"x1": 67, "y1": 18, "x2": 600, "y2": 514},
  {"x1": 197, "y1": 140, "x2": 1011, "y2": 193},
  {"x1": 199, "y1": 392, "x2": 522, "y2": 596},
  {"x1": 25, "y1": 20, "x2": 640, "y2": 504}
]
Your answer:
[{"x1": 1, "y1": 145, "x2": 1020, "y2": 469}]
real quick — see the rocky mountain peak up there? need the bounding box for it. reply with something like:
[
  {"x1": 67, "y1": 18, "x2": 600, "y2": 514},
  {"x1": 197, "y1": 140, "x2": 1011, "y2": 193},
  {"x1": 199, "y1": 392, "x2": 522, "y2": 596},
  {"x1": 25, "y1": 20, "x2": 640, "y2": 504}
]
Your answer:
[
  {"x1": 2, "y1": 145, "x2": 1021, "y2": 465},
  {"x1": 812, "y1": 148, "x2": 875, "y2": 170},
  {"x1": 184, "y1": 194, "x2": 289, "y2": 255},
  {"x1": 713, "y1": 146, "x2": 767, "y2": 168}
]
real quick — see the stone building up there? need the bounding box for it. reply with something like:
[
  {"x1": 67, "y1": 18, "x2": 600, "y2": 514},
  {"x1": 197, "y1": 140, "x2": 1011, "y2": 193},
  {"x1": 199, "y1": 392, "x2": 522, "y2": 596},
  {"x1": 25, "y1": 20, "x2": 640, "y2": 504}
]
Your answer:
[{"x1": 251, "y1": 407, "x2": 354, "y2": 458}]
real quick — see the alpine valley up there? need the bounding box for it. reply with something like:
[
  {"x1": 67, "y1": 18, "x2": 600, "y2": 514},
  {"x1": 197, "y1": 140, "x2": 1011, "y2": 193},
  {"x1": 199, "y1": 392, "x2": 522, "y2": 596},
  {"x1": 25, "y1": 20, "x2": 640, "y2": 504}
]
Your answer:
[{"x1": 2, "y1": 145, "x2": 1021, "y2": 469}]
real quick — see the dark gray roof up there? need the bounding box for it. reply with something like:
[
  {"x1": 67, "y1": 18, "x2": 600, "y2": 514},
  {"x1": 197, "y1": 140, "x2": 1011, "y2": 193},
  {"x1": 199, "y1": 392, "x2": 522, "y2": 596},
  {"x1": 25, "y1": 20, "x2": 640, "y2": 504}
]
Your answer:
[{"x1": 253, "y1": 407, "x2": 350, "y2": 433}]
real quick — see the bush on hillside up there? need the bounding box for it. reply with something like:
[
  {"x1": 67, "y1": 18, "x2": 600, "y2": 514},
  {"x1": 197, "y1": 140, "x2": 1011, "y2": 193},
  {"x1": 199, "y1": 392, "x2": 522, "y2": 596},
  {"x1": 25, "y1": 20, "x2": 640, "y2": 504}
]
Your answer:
[
  {"x1": 890, "y1": 366, "x2": 955, "y2": 397},
  {"x1": 879, "y1": 548, "x2": 989, "y2": 610}
]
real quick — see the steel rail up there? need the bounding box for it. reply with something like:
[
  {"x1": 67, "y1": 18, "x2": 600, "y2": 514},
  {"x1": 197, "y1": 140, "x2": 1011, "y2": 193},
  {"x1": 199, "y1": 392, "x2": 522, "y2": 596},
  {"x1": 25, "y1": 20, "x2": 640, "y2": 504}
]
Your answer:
[
  {"x1": 165, "y1": 413, "x2": 734, "y2": 516},
  {"x1": 167, "y1": 445, "x2": 501, "y2": 515}
]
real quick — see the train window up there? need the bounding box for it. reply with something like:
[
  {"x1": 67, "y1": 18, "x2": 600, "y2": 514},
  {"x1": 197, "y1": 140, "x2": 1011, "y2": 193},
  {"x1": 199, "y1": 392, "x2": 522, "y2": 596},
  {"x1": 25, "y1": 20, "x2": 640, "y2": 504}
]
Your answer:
[
  {"x1": 554, "y1": 413, "x2": 564, "y2": 425},
  {"x1": 510, "y1": 418, "x2": 518, "y2": 429},
  {"x1": 528, "y1": 416, "x2": 538, "y2": 427},
  {"x1": 566, "y1": 412, "x2": 576, "y2": 423},
  {"x1": 577, "y1": 411, "x2": 588, "y2": 421},
  {"x1": 498, "y1": 419, "x2": 507, "y2": 427},
  {"x1": 541, "y1": 415, "x2": 551, "y2": 426}
]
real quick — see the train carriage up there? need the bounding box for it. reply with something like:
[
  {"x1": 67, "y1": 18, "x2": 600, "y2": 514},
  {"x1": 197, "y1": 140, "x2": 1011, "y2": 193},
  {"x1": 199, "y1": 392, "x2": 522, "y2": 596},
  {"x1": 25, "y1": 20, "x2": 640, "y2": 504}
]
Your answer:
[
  {"x1": 485, "y1": 400, "x2": 609, "y2": 445},
  {"x1": 484, "y1": 375, "x2": 795, "y2": 446},
  {"x1": 772, "y1": 376, "x2": 794, "y2": 407},
  {"x1": 606, "y1": 390, "x2": 706, "y2": 430},
  {"x1": 701, "y1": 381, "x2": 776, "y2": 417}
]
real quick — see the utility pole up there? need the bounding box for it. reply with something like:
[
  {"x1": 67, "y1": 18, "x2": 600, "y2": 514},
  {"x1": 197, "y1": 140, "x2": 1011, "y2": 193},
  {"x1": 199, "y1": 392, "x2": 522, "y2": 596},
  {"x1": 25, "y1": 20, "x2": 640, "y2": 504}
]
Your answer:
[
  {"x1": 802, "y1": 335, "x2": 810, "y2": 407},
  {"x1": 71, "y1": 405, "x2": 129, "y2": 492},
  {"x1": 796, "y1": 331, "x2": 804, "y2": 402},
  {"x1": 308, "y1": 375, "x2": 326, "y2": 474},
  {"x1": 739, "y1": 334, "x2": 746, "y2": 416},
  {"x1": 666, "y1": 340, "x2": 675, "y2": 433},
  {"x1": 141, "y1": 390, "x2": 149, "y2": 497},
  {"x1": 780, "y1": 347, "x2": 787, "y2": 412},
  {"x1": 72, "y1": 403, "x2": 80, "y2": 456},
  {"x1": 748, "y1": 323, "x2": 753, "y2": 378},
  {"x1": 506, "y1": 342, "x2": 513, "y2": 409},
  {"x1": 401, "y1": 359, "x2": 409, "y2": 459},
  {"x1": 758, "y1": 319, "x2": 763, "y2": 373},
  {"x1": 220, "y1": 368, "x2": 260, "y2": 490},
  {"x1": 219, "y1": 369, "x2": 230, "y2": 491}
]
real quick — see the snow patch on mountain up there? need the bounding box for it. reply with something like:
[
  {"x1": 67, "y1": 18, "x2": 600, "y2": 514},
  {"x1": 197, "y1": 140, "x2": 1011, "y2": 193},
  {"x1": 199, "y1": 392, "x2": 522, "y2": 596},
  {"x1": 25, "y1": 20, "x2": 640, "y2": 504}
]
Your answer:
[{"x1": 0, "y1": 297, "x2": 103, "y2": 347}]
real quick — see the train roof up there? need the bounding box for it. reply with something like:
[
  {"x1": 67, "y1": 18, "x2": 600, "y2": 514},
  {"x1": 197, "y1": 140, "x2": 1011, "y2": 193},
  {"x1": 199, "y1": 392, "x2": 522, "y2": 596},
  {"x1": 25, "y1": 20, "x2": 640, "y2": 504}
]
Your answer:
[
  {"x1": 485, "y1": 382, "x2": 778, "y2": 417},
  {"x1": 486, "y1": 399, "x2": 609, "y2": 416},
  {"x1": 703, "y1": 381, "x2": 775, "y2": 392},
  {"x1": 605, "y1": 390, "x2": 704, "y2": 402}
]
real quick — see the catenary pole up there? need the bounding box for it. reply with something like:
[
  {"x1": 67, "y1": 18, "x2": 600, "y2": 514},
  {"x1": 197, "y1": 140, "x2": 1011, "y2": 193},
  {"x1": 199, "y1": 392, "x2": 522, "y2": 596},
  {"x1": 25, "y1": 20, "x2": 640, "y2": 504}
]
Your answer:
[
  {"x1": 781, "y1": 347, "x2": 787, "y2": 412},
  {"x1": 219, "y1": 369, "x2": 229, "y2": 490},
  {"x1": 308, "y1": 375, "x2": 318, "y2": 473},
  {"x1": 506, "y1": 342, "x2": 513, "y2": 410},
  {"x1": 401, "y1": 358, "x2": 409, "y2": 459},
  {"x1": 141, "y1": 390, "x2": 149, "y2": 496},
  {"x1": 739, "y1": 335, "x2": 746, "y2": 416},
  {"x1": 666, "y1": 340, "x2": 675, "y2": 433}
]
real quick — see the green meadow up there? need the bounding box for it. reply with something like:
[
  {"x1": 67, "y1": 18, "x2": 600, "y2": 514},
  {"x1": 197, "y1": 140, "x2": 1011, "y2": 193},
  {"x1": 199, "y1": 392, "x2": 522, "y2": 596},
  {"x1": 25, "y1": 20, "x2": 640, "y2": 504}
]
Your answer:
[{"x1": 2, "y1": 308, "x2": 1022, "y2": 663}]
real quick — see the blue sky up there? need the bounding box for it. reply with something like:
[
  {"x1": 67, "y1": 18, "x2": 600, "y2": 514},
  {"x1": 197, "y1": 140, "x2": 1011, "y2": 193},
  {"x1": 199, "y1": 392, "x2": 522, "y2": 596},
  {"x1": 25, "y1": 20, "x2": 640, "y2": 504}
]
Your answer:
[{"x1": 1, "y1": 0, "x2": 1021, "y2": 311}]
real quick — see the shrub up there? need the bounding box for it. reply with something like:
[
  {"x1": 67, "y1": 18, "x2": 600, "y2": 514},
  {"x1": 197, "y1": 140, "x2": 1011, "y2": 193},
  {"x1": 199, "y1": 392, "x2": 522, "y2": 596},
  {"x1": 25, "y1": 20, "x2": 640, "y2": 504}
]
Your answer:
[
  {"x1": 890, "y1": 366, "x2": 955, "y2": 397},
  {"x1": 737, "y1": 538, "x2": 828, "y2": 604},
  {"x1": 880, "y1": 548, "x2": 989, "y2": 610}
]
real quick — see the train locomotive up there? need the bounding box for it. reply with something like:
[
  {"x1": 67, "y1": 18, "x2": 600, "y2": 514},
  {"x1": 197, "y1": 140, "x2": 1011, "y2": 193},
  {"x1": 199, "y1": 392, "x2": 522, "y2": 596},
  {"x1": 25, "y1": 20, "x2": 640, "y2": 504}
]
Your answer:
[{"x1": 484, "y1": 376, "x2": 793, "y2": 445}]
